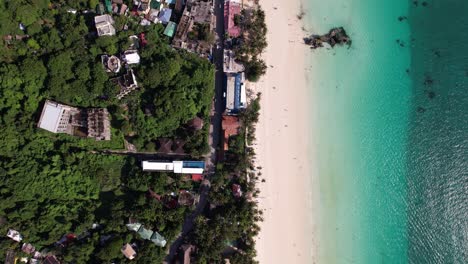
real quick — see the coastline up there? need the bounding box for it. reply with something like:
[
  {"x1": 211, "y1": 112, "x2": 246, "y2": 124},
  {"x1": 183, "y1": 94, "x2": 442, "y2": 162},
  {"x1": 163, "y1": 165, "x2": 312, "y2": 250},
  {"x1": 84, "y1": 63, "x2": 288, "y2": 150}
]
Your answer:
[{"x1": 253, "y1": 0, "x2": 317, "y2": 263}]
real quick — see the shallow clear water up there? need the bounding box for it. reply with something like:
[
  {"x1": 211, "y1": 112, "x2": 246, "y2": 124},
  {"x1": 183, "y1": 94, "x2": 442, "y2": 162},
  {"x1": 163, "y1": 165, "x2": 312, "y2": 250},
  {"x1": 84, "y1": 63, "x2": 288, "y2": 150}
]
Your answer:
[{"x1": 303, "y1": 0, "x2": 468, "y2": 263}]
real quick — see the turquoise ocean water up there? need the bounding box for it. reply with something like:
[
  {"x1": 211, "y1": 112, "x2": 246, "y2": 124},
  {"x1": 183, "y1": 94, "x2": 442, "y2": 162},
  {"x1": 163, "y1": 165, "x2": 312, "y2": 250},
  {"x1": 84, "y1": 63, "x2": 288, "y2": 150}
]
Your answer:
[{"x1": 303, "y1": 0, "x2": 467, "y2": 263}]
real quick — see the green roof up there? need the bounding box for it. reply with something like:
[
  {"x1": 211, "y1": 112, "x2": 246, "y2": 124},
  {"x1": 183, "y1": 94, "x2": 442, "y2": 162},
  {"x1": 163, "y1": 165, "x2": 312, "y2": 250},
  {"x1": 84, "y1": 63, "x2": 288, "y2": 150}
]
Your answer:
[
  {"x1": 126, "y1": 223, "x2": 142, "y2": 232},
  {"x1": 163, "y1": 22, "x2": 177, "y2": 38},
  {"x1": 150, "y1": 232, "x2": 167, "y2": 247},
  {"x1": 137, "y1": 226, "x2": 154, "y2": 240},
  {"x1": 105, "y1": 0, "x2": 112, "y2": 13},
  {"x1": 151, "y1": 1, "x2": 161, "y2": 9}
]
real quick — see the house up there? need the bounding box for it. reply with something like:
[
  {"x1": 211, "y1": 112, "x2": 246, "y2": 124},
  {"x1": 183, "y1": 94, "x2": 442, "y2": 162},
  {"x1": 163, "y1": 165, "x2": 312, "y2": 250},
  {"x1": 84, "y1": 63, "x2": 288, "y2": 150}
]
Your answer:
[
  {"x1": 178, "y1": 244, "x2": 195, "y2": 264},
  {"x1": 178, "y1": 190, "x2": 196, "y2": 206},
  {"x1": 142, "y1": 160, "x2": 205, "y2": 174},
  {"x1": 186, "y1": 116, "x2": 204, "y2": 130},
  {"x1": 224, "y1": 0, "x2": 241, "y2": 38},
  {"x1": 37, "y1": 100, "x2": 111, "y2": 140},
  {"x1": 43, "y1": 255, "x2": 60, "y2": 264},
  {"x1": 94, "y1": 15, "x2": 116, "y2": 36},
  {"x1": 191, "y1": 174, "x2": 204, "y2": 182},
  {"x1": 222, "y1": 115, "x2": 240, "y2": 150},
  {"x1": 159, "y1": 8, "x2": 172, "y2": 24},
  {"x1": 150, "y1": 231, "x2": 167, "y2": 247},
  {"x1": 223, "y1": 50, "x2": 244, "y2": 73},
  {"x1": 21, "y1": 243, "x2": 35, "y2": 254},
  {"x1": 122, "y1": 50, "x2": 140, "y2": 64},
  {"x1": 115, "y1": 68, "x2": 139, "y2": 99},
  {"x1": 7, "y1": 229, "x2": 23, "y2": 242},
  {"x1": 126, "y1": 221, "x2": 167, "y2": 247},
  {"x1": 164, "y1": 21, "x2": 177, "y2": 37},
  {"x1": 121, "y1": 244, "x2": 137, "y2": 260},
  {"x1": 138, "y1": 0, "x2": 152, "y2": 15},
  {"x1": 101, "y1": 55, "x2": 121, "y2": 73},
  {"x1": 225, "y1": 72, "x2": 247, "y2": 113},
  {"x1": 232, "y1": 184, "x2": 242, "y2": 198},
  {"x1": 4, "y1": 250, "x2": 15, "y2": 264}
]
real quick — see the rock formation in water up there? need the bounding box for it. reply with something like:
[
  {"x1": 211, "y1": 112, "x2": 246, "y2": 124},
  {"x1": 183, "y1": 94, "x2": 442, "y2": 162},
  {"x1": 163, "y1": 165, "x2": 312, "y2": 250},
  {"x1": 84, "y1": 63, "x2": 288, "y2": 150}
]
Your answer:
[{"x1": 304, "y1": 27, "x2": 352, "y2": 49}]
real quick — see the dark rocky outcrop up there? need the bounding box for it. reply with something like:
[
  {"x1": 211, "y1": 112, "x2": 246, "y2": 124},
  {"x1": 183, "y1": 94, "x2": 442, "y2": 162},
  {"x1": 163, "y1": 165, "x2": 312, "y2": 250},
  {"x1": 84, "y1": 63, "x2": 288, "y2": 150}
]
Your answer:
[{"x1": 304, "y1": 27, "x2": 352, "y2": 49}]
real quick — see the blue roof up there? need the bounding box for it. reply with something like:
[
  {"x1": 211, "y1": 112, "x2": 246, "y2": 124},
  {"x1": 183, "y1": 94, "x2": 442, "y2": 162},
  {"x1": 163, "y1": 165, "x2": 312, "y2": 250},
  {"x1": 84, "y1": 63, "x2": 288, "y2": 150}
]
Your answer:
[
  {"x1": 159, "y1": 8, "x2": 172, "y2": 23},
  {"x1": 166, "y1": 0, "x2": 176, "y2": 4},
  {"x1": 183, "y1": 161, "x2": 205, "y2": 169},
  {"x1": 234, "y1": 73, "x2": 242, "y2": 110}
]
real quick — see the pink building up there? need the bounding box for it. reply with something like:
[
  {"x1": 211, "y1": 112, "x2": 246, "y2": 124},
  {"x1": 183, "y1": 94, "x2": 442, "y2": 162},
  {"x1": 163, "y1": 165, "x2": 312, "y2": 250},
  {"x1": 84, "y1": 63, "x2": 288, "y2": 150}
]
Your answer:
[{"x1": 224, "y1": 1, "x2": 241, "y2": 38}]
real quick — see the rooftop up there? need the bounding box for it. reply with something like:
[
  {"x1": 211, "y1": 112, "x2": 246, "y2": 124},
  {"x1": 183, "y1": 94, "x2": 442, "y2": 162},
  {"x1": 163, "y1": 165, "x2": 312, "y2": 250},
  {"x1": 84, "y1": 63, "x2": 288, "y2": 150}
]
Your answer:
[
  {"x1": 94, "y1": 15, "x2": 116, "y2": 36},
  {"x1": 121, "y1": 244, "x2": 137, "y2": 260},
  {"x1": 224, "y1": 1, "x2": 241, "y2": 38}
]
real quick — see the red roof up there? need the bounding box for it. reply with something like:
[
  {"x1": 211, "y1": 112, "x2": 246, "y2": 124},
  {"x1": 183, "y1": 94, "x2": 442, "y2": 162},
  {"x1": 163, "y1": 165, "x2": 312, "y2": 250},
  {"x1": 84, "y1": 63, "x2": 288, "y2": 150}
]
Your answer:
[
  {"x1": 224, "y1": 1, "x2": 241, "y2": 38},
  {"x1": 191, "y1": 174, "x2": 204, "y2": 182},
  {"x1": 222, "y1": 115, "x2": 240, "y2": 150}
]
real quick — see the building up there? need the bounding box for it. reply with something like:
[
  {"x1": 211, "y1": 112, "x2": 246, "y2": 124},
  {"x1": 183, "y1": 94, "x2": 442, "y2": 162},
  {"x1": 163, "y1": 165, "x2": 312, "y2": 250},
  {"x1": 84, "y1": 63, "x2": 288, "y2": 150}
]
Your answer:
[
  {"x1": 223, "y1": 49, "x2": 244, "y2": 73},
  {"x1": 101, "y1": 55, "x2": 121, "y2": 73},
  {"x1": 224, "y1": 0, "x2": 241, "y2": 38},
  {"x1": 222, "y1": 115, "x2": 240, "y2": 150},
  {"x1": 142, "y1": 160, "x2": 205, "y2": 174},
  {"x1": 21, "y1": 243, "x2": 35, "y2": 254},
  {"x1": 121, "y1": 244, "x2": 137, "y2": 260},
  {"x1": 186, "y1": 116, "x2": 204, "y2": 130},
  {"x1": 159, "y1": 8, "x2": 173, "y2": 24},
  {"x1": 37, "y1": 100, "x2": 111, "y2": 141},
  {"x1": 7, "y1": 229, "x2": 23, "y2": 242},
  {"x1": 178, "y1": 244, "x2": 195, "y2": 264},
  {"x1": 115, "y1": 69, "x2": 139, "y2": 99},
  {"x1": 122, "y1": 50, "x2": 140, "y2": 64},
  {"x1": 164, "y1": 21, "x2": 177, "y2": 37},
  {"x1": 171, "y1": 0, "x2": 215, "y2": 58},
  {"x1": 225, "y1": 72, "x2": 247, "y2": 113},
  {"x1": 87, "y1": 109, "x2": 111, "y2": 141},
  {"x1": 43, "y1": 255, "x2": 60, "y2": 264},
  {"x1": 94, "y1": 15, "x2": 116, "y2": 36},
  {"x1": 126, "y1": 222, "x2": 167, "y2": 247},
  {"x1": 138, "y1": 0, "x2": 152, "y2": 14}
]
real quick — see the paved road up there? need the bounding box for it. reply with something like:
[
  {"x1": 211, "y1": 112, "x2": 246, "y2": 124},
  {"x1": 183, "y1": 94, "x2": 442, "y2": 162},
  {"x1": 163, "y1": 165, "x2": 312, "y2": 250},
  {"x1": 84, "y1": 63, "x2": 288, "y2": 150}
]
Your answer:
[{"x1": 164, "y1": 0, "x2": 226, "y2": 262}]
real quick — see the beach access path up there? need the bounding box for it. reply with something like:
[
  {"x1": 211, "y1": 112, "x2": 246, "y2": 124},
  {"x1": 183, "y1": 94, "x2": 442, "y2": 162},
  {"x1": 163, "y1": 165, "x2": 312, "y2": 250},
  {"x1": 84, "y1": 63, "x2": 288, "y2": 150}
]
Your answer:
[{"x1": 253, "y1": 0, "x2": 317, "y2": 263}]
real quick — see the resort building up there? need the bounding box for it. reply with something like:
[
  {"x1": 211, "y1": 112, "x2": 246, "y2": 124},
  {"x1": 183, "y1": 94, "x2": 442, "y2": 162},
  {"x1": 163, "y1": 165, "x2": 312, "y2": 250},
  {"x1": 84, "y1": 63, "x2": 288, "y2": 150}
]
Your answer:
[
  {"x1": 37, "y1": 100, "x2": 111, "y2": 141},
  {"x1": 142, "y1": 160, "x2": 205, "y2": 174},
  {"x1": 101, "y1": 55, "x2": 121, "y2": 73},
  {"x1": 222, "y1": 115, "x2": 240, "y2": 151},
  {"x1": 121, "y1": 244, "x2": 137, "y2": 260},
  {"x1": 224, "y1": 0, "x2": 242, "y2": 38},
  {"x1": 225, "y1": 72, "x2": 247, "y2": 113},
  {"x1": 94, "y1": 15, "x2": 116, "y2": 36},
  {"x1": 223, "y1": 49, "x2": 244, "y2": 73}
]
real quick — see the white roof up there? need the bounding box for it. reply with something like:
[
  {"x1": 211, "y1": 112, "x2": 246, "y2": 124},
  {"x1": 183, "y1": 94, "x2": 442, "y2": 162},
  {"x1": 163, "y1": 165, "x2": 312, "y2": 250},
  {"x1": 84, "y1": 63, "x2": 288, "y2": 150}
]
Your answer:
[
  {"x1": 123, "y1": 51, "x2": 140, "y2": 64},
  {"x1": 240, "y1": 83, "x2": 247, "y2": 107},
  {"x1": 142, "y1": 161, "x2": 204, "y2": 174},
  {"x1": 38, "y1": 101, "x2": 63, "y2": 133},
  {"x1": 181, "y1": 168, "x2": 204, "y2": 174},
  {"x1": 142, "y1": 161, "x2": 174, "y2": 171},
  {"x1": 173, "y1": 161, "x2": 183, "y2": 173}
]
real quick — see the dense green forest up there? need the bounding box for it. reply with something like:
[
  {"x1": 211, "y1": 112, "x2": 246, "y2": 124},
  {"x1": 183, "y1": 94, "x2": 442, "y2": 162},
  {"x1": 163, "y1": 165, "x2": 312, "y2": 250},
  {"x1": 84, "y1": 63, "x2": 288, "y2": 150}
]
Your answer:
[{"x1": 0, "y1": 0, "x2": 214, "y2": 262}]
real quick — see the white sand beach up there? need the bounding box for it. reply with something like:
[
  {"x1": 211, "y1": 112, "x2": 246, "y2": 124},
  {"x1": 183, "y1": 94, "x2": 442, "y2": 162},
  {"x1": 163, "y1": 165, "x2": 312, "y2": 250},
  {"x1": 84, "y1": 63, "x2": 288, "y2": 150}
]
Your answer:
[{"x1": 252, "y1": 0, "x2": 317, "y2": 263}]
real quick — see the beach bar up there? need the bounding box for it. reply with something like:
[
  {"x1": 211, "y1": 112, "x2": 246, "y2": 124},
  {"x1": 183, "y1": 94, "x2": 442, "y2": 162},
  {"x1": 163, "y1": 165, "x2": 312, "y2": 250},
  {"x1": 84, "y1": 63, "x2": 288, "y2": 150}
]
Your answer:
[{"x1": 142, "y1": 161, "x2": 205, "y2": 174}]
